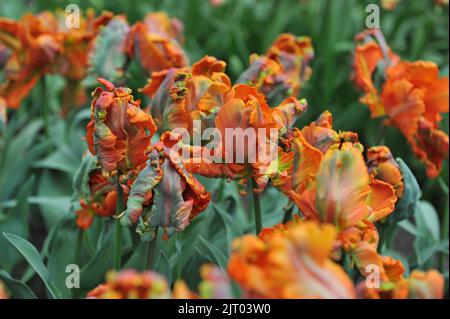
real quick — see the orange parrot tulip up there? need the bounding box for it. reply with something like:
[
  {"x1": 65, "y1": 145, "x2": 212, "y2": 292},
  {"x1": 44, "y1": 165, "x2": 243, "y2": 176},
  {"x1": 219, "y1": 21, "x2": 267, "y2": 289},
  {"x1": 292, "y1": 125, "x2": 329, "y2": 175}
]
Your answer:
[
  {"x1": 86, "y1": 269, "x2": 170, "y2": 299},
  {"x1": 0, "y1": 12, "x2": 60, "y2": 109},
  {"x1": 86, "y1": 78, "x2": 157, "y2": 175},
  {"x1": 228, "y1": 221, "x2": 356, "y2": 298},
  {"x1": 120, "y1": 132, "x2": 211, "y2": 240},
  {"x1": 238, "y1": 33, "x2": 314, "y2": 104},
  {"x1": 126, "y1": 12, "x2": 188, "y2": 75},
  {"x1": 186, "y1": 83, "x2": 307, "y2": 194},
  {"x1": 140, "y1": 55, "x2": 231, "y2": 134},
  {"x1": 353, "y1": 29, "x2": 449, "y2": 178}
]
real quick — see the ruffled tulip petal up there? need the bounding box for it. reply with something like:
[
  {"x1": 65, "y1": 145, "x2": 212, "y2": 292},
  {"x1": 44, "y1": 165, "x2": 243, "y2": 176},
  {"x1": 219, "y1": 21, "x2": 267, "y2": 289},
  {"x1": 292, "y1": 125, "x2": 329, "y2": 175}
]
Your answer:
[{"x1": 315, "y1": 148, "x2": 370, "y2": 229}]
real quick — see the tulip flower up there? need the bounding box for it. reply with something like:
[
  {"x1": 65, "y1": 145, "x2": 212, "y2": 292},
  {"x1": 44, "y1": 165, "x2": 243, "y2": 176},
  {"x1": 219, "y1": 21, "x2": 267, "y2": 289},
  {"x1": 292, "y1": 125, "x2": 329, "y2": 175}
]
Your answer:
[
  {"x1": 0, "y1": 97, "x2": 6, "y2": 129},
  {"x1": 87, "y1": 15, "x2": 130, "y2": 86},
  {"x1": 86, "y1": 78, "x2": 157, "y2": 175},
  {"x1": 280, "y1": 111, "x2": 398, "y2": 230},
  {"x1": 187, "y1": 84, "x2": 307, "y2": 194},
  {"x1": 140, "y1": 55, "x2": 231, "y2": 135},
  {"x1": 126, "y1": 12, "x2": 188, "y2": 75},
  {"x1": 359, "y1": 268, "x2": 444, "y2": 299},
  {"x1": 408, "y1": 269, "x2": 445, "y2": 299},
  {"x1": 86, "y1": 269, "x2": 170, "y2": 299},
  {"x1": 238, "y1": 33, "x2": 314, "y2": 104},
  {"x1": 228, "y1": 221, "x2": 356, "y2": 298},
  {"x1": 0, "y1": 10, "x2": 112, "y2": 110},
  {"x1": 0, "y1": 280, "x2": 8, "y2": 299},
  {"x1": 0, "y1": 13, "x2": 60, "y2": 109},
  {"x1": 366, "y1": 146, "x2": 404, "y2": 198},
  {"x1": 72, "y1": 153, "x2": 118, "y2": 229},
  {"x1": 120, "y1": 132, "x2": 211, "y2": 241},
  {"x1": 352, "y1": 29, "x2": 449, "y2": 178},
  {"x1": 173, "y1": 264, "x2": 233, "y2": 299}
]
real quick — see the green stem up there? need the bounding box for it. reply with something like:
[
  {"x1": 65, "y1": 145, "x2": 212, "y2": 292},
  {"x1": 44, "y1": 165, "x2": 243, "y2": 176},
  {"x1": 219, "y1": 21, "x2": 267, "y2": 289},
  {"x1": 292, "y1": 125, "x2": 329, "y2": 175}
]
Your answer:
[
  {"x1": 251, "y1": 180, "x2": 262, "y2": 235},
  {"x1": 439, "y1": 186, "x2": 449, "y2": 273},
  {"x1": 40, "y1": 76, "x2": 50, "y2": 139},
  {"x1": 83, "y1": 231, "x2": 96, "y2": 257},
  {"x1": 73, "y1": 228, "x2": 83, "y2": 299},
  {"x1": 113, "y1": 180, "x2": 124, "y2": 270},
  {"x1": 74, "y1": 228, "x2": 83, "y2": 266},
  {"x1": 282, "y1": 205, "x2": 294, "y2": 224},
  {"x1": 146, "y1": 228, "x2": 158, "y2": 270},
  {"x1": 375, "y1": 120, "x2": 386, "y2": 145}
]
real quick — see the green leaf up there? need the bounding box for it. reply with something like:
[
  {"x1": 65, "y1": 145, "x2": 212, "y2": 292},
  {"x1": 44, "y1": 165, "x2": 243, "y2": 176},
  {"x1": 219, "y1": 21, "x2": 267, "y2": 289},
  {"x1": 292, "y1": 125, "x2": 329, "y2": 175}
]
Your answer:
[
  {"x1": 79, "y1": 238, "x2": 114, "y2": 291},
  {"x1": 155, "y1": 250, "x2": 171, "y2": 283},
  {"x1": 2, "y1": 233, "x2": 60, "y2": 298},
  {"x1": 413, "y1": 201, "x2": 444, "y2": 266},
  {"x1": 211, "y1": 205, "x2": 243, "y2": 253},
  {"x1": 0, "y1": 269, "x2": 37, "y2": 299},
  {"x1": 0, "y1": 120, "x2": 45, "y2": 201},
  {"x1": 414, "y1": 240, "x2": 448, "y2": 266},
  {"x1": 37, "y1": 170, "x2": 72, "y2": 229},
  {"x1": 388, "y1": 158, "x2": 422, "y2": 223},
  {"x1": 398, "y1": 220, "x2": 419, "y2": 237},
  {"x1": 71, "y1": 153, "x2": 98, "y2": 203},
  {"x1": 415, "y1": 201, "x2": 440, "y2": 241},
  {"x1": 196, "y1": 236, "x2": 228, "y2": 271},
  {"x1": 45, "y1": 217, "x2": 79, "y2": 298},
  {"x1": 86, "y1": 17, "x2": 129, "y2": 86},
  {"x1": 0, "y1": 177, "x2": 33, "y2": 271},
  {"x1": 34, "y1": 145, "x2": 82, "y2": 175}
]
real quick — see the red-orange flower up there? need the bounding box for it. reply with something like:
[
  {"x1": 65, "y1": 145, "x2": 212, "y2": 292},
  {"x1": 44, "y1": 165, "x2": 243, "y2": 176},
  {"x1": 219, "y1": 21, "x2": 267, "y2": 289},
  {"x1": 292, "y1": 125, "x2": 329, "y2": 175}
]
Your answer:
[
  {"x1": 367, "y1": 146, "x2": 404, "y2": 198},
  {"x1": 72, "y1": 153, "x2": 118, "y2": 229},
  {"x1": 353, "y1": 30, "x2": 449, "y2": 178},
  {"x1": 0, "y1": 280, "x2": 8, "y2": 299},
  {"x1": 140, "y1": 56, "x2": 231, "y2": 134},
  {"x1": 187, "y1": 84, "x2": 307, "y2": 194},
  {"x1": 86, "y1": 78, "x2": 157, "y2": 175},
  {"x1": 228, "y1": 220, "x2": 356, "y2": 298},
  {"x1": 120, "y1": 132, "x2": 211, "y2": 240},
  {"x1": 238, "y1": 33, "x2": 314, "y2": 104},
  {"x1": 86, "y1": 269, "x2": 170, "y2": 299},
  {"x1": 87, "y1": 15, "x2": 130, "y2": 85},
  {"x1": 173, "y1": 264, "x2": 233, "y2": 299},
  {"x1": 282, "y1": 112, "x2": 398, "y2": 230},
  {"x1": 359, "y1": 268, "x2": 445, "y2": 299},
  {"x1": 0, "y1": 13, "x2": 60, "y2": 109},
  {"x1": 0, "y1": 10, "x2": 112, "y2": 110},
  {"x1": 54, "y1": 9, "x2": 113, "y2": 82},
  {"x1": 126, "y1": 12, "x2": 188, "y2": 74},
  {"x1": 0, "y1": 96, "x2": 6, "y2": 128},
  {"x1": 408, "y1": 269, "x2": 445, "y2": 299}
]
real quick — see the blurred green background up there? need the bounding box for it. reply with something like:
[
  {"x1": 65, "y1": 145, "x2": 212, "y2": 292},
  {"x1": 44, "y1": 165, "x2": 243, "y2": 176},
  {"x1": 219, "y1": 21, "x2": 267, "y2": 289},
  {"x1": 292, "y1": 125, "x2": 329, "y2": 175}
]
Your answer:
[{"x1": 0, "y1": 0, "x2": 448, "y2": 298}]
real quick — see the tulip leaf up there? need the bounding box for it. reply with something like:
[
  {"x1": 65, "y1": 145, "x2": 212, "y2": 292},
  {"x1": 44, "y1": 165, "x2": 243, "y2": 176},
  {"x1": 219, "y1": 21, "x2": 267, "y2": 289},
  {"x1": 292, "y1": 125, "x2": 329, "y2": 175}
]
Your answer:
[
  {"x1": 413, "y1": 201, "x2": 443, "y2": 266},
  {"x1": 37, "y1": 169, "x2": 72, "y2": 229},
  {"x1": 388, "y1": 158, "x2": 421, "y2": 223},
  {"x1": 79, "y1": 228, "x2": 114, "y2": 291},
  {"x1": 196, "y1": 235, "x2": 228, "y2": 271},
  {"x1": 87, "y1": 17, "x2": 129, "y2": 85},
  {"x1": 3, "y1": 232, "x2": 60, "y2": 299},
  {"x1": 0, "y1": 177, "x2": 33, "y2": 272},
  {"x1": 415, "y1": 201, "x2": 440, "y2": 241},
  {"x1": 45, "y1": 217, "x2": 79, "y2": 298},
  {"x1": 71, "y1": 153, "x2": 98, "y2": 203},
  {"x1": 0, "y1": 269, "x2": 37, "y2": 299},
  {"x1": 155, "y1": 250, "x2": 172, "y2": 283},
  {"x1": 34, "y1": 145, "x2": 81, "y2": 175}
]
